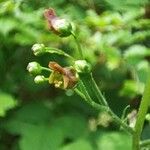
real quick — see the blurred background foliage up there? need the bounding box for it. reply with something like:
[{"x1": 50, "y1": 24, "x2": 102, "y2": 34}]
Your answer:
[{"x1": 0, "y1": 0, "x2": 150, "y2": 150}]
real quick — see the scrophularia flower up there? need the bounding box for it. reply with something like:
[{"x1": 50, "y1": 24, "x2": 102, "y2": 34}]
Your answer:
[
  {"x1": 44, "y1": 8, "x2": 73, "y2": 37},
  {"x1": 48, "y1": 61, "x2": 78, "y2": 89}
]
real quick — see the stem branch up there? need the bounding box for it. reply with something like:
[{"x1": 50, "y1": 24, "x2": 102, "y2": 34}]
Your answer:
[
  {"x1": 75, "y1": 78, "x2": 134, "y2": 134},
  {"x1": 71, "y1": 32, "x2": 83, "y2": 59}
]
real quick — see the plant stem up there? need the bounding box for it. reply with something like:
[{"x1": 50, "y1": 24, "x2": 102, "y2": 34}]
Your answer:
[
  {"x1": 71, "y1": 32, "x2": 83, "y2": 59},
  {"x1": 75, "y1": 80, "x2": 134, "y2": 134},
  {"x1": 74, "y1": 88, "x2": 108, "y2": 112},
  {"x1": 89, "y1": 73, "x2": 108, "y2": 106},
  {"x1": 45, "y1": 47, "x2": 75, "y2": 60},
  {"x1": 132, "y1": 77, "x2": 150, "y2": 150},
  {"x1": 41, "y1": 67, "x2": 52, "y2": 72},
  {"x1": 108, "y1": 108, "x2": 134, "y2": 134}
]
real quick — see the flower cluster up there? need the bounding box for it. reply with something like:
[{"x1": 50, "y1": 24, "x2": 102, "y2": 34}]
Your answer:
[{"x1": 27, "y1": 8, "x2": 91, "y2": 90}]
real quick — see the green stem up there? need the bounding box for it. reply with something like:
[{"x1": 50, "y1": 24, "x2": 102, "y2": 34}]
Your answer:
[
  {"x1": 74, "y1": 88, "x2": 108, "y2": 112},
  {"x1": 121, "y1": 105, "x2": 130, "y2": 121},
  {"x1": 132, "y1": 77, "x2": 150, "y2": 150},
  {"x1": 108, "y1": 108, "x2": 134, "y2": 134},
  {"x1": 75, "y1": 81, "x2": 108, "y2": 112},
  {"x1": 45, "y1": 47, "x2": 75, "y2": 60},
  {"x1": 89, "y1": 73, "x2": 108, "y2": 106},
  {"x1": 41, "y1": 67, "x2": 52, "y2": 72},
  {"x1": 76, "y1": 80, "x2": 134, "y2": 134},
  {"x1": 71, "y1": 32, "x2": 83, "y2": 59}
]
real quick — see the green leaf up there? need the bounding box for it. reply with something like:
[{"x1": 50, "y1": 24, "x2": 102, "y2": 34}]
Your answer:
[
  {"x1": 136, "y1": 61, "x2": 150, "y2": 84},
  {"x1": 53, "y1": 115, "x2": 88, "y2": 140},
  {"x1": 60, "y1": 139, "x2": 93, "y2": 150},
  {"x1": 19, "y1": 124, "x2": 64, "y2": 150},
  {"x1": 0, "y1": 18, "x2": 18, "y2": 36},
  {"x1": 97, "y1": 132, "x2": 132, "y2": 150},
  {"x1": 120, "y1": 80, "x2": 144, "y2": 98},
  {"x1": 0, "y1": 92, "x2": 17, "y2": 117},
  {"x1": 124, "y1": 45, "x2": 150, "y2": 65}
]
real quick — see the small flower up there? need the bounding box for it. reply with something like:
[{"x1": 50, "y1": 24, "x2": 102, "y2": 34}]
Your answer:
[
  {"x1": 44, "y1": 8, "x2": 73, "y2": 37},
  {"x1": 48, "y1": 61, "x2": 78, "y2": 89},
  {"x1": 32, "y1": 43, "x2": 45, "y2": 56},
  {"x1": 34, "y1": 75, "x2": 47, "y2": 84},
  {"x1": 27, "y1": 62, "x2": 42, "y2": 75},
  {"x1": 74, "y1": 60, "x2": 91, "y2": 73}
]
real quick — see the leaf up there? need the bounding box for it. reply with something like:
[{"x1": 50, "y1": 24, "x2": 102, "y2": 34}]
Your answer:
[
  {"x1": 124, "y1": 45, "x2": 150, "y2": 65},
  {"x1": 53, "y1": 115, "x2": 88, "y2": 140},
  {"x1": 120, "y1": 80, "x2": 144, "y2": 98},
  {"x1": 19, "y1": 124, "x2": 64, "y2": 150},
  {"x1": 0, "y1": 92, "x2": 17, "y2": 117},
  {"x1": 60, "y1": 139, "x2": 93, "y2": 150},
  {"x1": 0, "y1": 18, "x2": 18, "y2": 36},
  {"x1": 136, "y1": 61, "x2": 150, "y2": 84},
  {"x1": 2, "y1": 102, "x2": 88, "y2": 150},
  {"x1": 97, "y1": 132, "x2": 132, "y2": 150}
]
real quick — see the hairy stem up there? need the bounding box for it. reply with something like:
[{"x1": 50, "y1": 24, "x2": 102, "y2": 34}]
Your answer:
[
  {"x1": 45, "y1": 47, "x2": 75, "y2": 60},
  {"x1": 132, "y1": 77, "x2": 150, "y2": 150},
  {"x1": 89, "y1": 73, "x2": 108, "y2": 106},
  {"x1": 41, "y1": 67, "x2": 52, "y2": 72},
  {"x1": 71, "y1": 32, "x2": 83, "y2": 59},
  {"x1": 75, "y1": 79, "x2": 134, "y2": 134}
]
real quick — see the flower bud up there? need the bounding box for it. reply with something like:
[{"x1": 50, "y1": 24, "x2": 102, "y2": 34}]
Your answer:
[
  {"x1": 74, "y1": 60, "x2": 91, "y2": 73},
  {"x1": 32, "y1": 43, "x2": 45, "y2": 56},
  {"x1": 44, "y1": 9, "x2": 73, "y2": 37},
  {"x1": 27, "y1": 62, "x2": 42, "y2": 75},
  {"x1": 34, "y1": 75, "x2": 46, "y2": 84},
  {"x1": 52, "y1": 19, "x2": 72, "y2": 37}
]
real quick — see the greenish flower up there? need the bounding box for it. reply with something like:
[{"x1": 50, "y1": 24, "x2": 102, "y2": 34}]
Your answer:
[
  {"x1": 34, "y1": 75, "x2": 47, "y2": 84},
  {"x1": 32, "y1": 43, "x2": 45, "y2": 56},
  {"x1": 27, "y1": 62, "x2": 42, "y2": 75},
  {"x1": 74, "y1": 60, "x2": 91, "y2": 73}
]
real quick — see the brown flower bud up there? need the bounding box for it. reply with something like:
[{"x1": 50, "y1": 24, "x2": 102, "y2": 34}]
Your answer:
[{"x1": 44, "y1": 8, "x2": 73, "y2": 37}]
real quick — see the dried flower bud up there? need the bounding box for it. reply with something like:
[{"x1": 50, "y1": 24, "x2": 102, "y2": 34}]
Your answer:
[
  {"x1": 32, "y1": 43, "x2": 45, "y2": 56},
  {"x1": 34, "y1": 75, "x2": 46, "y2": 84},
  {"x1": 44, "y1": 8, "x2": 73, "y2": 37},
  {"x1": 74, "y1": 60, "x2": 91, "y2": 73},
  {"x1": 48, "y1": 61, "x2": 78, "y2": 89},
  {"x1": 27, "y1": 62, "x2": 42, "y2": 75}
]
